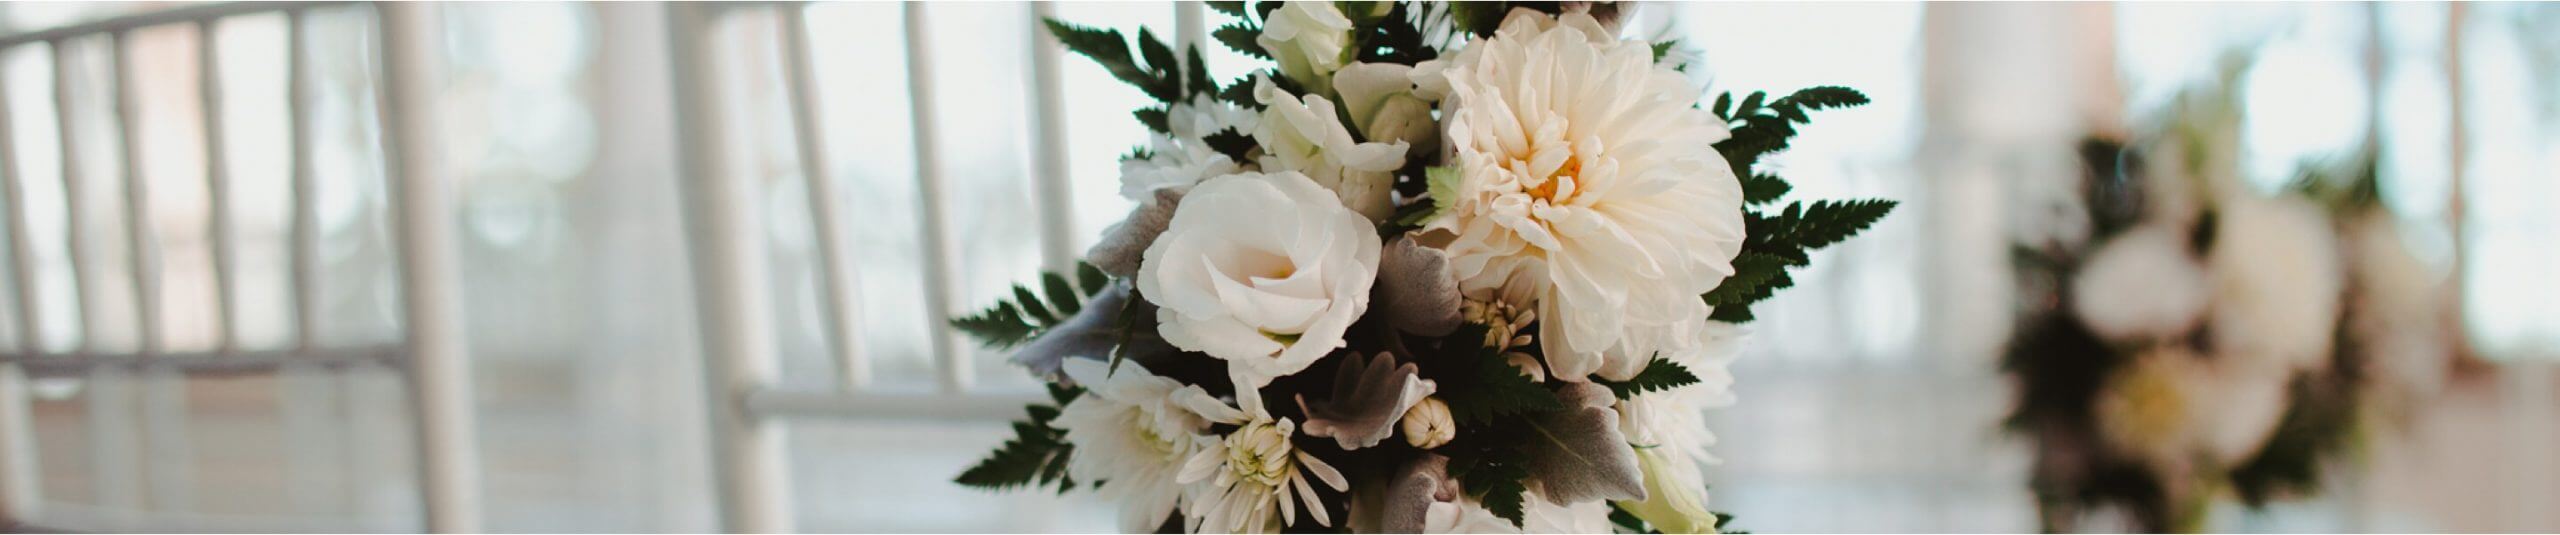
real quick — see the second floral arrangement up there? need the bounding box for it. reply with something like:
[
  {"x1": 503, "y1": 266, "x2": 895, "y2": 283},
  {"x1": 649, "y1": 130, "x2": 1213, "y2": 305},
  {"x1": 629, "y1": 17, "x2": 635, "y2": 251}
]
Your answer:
[{"x1": 953, "y1": 2, "x2": 1894, "y2": 533}]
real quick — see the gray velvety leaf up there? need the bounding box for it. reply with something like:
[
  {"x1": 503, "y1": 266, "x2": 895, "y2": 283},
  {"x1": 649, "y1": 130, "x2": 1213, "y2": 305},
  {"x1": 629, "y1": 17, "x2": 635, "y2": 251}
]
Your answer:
[
  {"x1": 1380, "y1": 453, "x2": 1459, "y2": 534},
  {"x1": 1376, "y1": 235, "x2": 1464, "y2": 336},
  {"x1": 1009, "y1": 282, "x2": 1130, "y2": 379},
  {"x1": 1297, "y1": 352, "x2": 1437, "y2": 450},
  {"x1": 1086, "y1": 188, "x2": 1184, "y2": 277},
  {"x1": 1525, "y1": 382, "x2": 1647, "y2": 504}
]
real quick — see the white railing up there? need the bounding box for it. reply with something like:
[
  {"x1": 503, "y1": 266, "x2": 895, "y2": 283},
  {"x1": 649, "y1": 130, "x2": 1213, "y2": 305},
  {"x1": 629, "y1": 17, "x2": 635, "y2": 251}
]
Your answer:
[
  {"x1": 665, "y1": 2, "x2": 1206, "y2": 531},
  {"x1": 0, "y1": 2, "x2": 479, "y2": 532}
]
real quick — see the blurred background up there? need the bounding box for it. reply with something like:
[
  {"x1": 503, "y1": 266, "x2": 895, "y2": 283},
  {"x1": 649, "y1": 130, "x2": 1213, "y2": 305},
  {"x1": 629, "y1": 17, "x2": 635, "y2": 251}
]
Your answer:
[{"x1": 0, "y1": 1, "x2": 2551, "y2": 532}]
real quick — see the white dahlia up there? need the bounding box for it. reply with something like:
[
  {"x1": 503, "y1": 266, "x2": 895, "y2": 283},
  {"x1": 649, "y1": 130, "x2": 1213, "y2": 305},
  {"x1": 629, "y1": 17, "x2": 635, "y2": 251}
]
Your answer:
[
  {"x1": 1424, "y1": 9, "x2": 1746, "y2": 381},
  {"x1": 1052, "y1": 359, "x2": 1220, "y2": 532}
]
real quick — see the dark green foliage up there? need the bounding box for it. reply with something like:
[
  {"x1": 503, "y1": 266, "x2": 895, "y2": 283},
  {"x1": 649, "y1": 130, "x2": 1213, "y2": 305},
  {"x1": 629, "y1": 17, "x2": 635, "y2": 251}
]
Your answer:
[
  {"x1": 1041, "y1": 20, "x2": 1216, "y2": 104},
  {"x1": 954, "y1": 382, "x2": 1087, "y2": 493},
  {"x1": 1699, "y1": 86, "x2": 1888, "y2": 323},
  {"x1": 1448, "y1": 447, "x2": 1533, "y2": 526},
  {"x1": 1347, "y1": 2, "x2": 1437, "y2": 65},
  {"x1": 1133, "y1": 106, "x2": 1171, "y2": 134},
  {"x1": 1650, "y1": 39, "x2": 1679, "y2": 63},
  {"x1": 1740, "y1": 173, "x2": 1791, "y2": 205},
  {"x1": 1595, "y1": 356, "x2": 1700, "y2": 399},
  {"x1": 1214, "y1": 23, "x2": 1269, "y2": 60},
  {"x1": 1444, "y1": 351, "x2": 1563, "y2": 425},
  {"x1": 1713, "y1": 86, "x2": 1871, "y2": 181},
  {"x1": 1205, "y1": 0, "x2": 1246, "y2": 17},
  {"x1": 1203, "y1": 129, "x2": 1256, "y2": 162},
  {"x1": 1766, "y1": 199, "x2": 1899, "y2": 251},
  {"x1": 951, "y1": 262, "x2": 1113, "y2": 349},
  {"x1": 1609, "y1": 505, "x2": 1649, "y2": 533},
  {"x1": 1714, "y1": 512, "x2": 1744, "y2": 534}
]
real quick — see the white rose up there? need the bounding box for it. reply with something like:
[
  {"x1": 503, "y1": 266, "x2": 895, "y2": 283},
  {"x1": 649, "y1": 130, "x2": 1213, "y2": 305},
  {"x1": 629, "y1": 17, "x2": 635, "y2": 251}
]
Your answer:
[
  {"x1": 1254, "y1": 78, "x2": 1409, "y2": 222},
  {"x1": 1138, "y1": 171, "x2": 1382, "y2": 396},
  {"x1": 1256, "y1": 1, "x2": 1381, "y2": 93},
  {"x1": 1332, "y1": 62, "x2": 1441, "y2": 150}
]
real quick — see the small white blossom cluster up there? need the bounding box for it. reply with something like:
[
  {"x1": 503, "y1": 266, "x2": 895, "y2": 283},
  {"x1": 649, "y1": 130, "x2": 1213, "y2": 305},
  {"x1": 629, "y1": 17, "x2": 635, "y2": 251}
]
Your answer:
[{"x1": 958, "y1": 4, "x2": 1887, "y2": 533}]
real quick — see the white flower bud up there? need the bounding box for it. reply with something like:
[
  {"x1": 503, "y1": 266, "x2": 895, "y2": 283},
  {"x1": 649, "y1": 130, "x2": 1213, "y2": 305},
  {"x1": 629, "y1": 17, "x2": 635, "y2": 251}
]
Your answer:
[{"x1": 1400, "y1": 396, "x2": 1457, "y2": 449}]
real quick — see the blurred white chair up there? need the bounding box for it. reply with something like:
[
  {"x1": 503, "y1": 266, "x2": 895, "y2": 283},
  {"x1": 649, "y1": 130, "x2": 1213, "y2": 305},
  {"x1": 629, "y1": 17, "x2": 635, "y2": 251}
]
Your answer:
[{"x1": 0, "y1": 2, "x2": 479, "y2": 531}]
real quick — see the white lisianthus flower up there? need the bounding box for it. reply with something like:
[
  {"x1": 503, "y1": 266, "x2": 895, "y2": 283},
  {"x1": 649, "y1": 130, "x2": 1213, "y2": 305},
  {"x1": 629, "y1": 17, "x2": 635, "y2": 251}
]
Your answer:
[
  {"x1": 2070, "y1": 225, "x2": 2209, "y2": 342},
  {"x1": 1333, "y1": 62, "x2": 1442, "y2": 150},
  {"x1": 1119, "y1": 94, "x2": 1260, "y2": 200},
  {"x1": 1255, "y1": 78, "x2": 1410, "y2": 222},
  {"x1": 1052, "y1": 359, "x2": 1219, "y2": 532},
  {"x1": 2207, "y1": 194, "x2": 2342, "y2": 371},
  {"x1": 1175, "y1": 396, "x2": 1349, "y2": 533},
  {"x1": 1425, "y1": 9, "x2": 1746, "y2": 382},
  {"x1": 1138, "y1": 171, "x2": 1381, "y2": 399},
  {"x1": 1256, "y1": 1, "x2": 1384, "y2": 95}
]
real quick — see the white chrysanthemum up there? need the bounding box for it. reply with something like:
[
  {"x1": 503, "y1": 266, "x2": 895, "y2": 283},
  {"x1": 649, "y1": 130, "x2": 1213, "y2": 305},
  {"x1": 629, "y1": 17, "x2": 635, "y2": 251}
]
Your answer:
[
  {"x1": 1052, "y1": 360, "x2": 1219, "y2": 532},
  {"x1": 1119, "y1": 94, "x2": 1259, "y2": 200},
  {"x1": 2207, "y1": 194, "x2": 2343, "y2": 371},
  {"x1": 2070, "y1": 225, "x2": 2209, "y2": 341},
  {"x1": 1138, "y1": 171, "x2": 1381, "y2": 400},
  {"x1": 1424, "y1": 9, "x2": 1746, "y2": 382},
  {"x1": 1174, "y1": 397, "x2": 1349, "y2": 533},
  {"x1": 1254, "y1": 78, "x2": 1409, "y2": 222}
]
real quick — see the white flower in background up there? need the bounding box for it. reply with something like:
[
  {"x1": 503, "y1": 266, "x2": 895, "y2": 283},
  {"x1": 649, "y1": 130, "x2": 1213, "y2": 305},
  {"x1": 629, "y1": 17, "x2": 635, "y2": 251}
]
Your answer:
[
  {"x1": 1400, "y1": 396, "x2": 1456, "y2": 449},
  {"x1": 2070, "y1": 225, "x2": 2209, "y2": 341},
  {"x1": 1119, "y1": 94, "x2": 1260, "y2": 200},
  {"x1": 1138, "y1": 171, "x2": 1381, "y2": 399},
  {"x1": 1424, "y1": 9, "x2": 1746, "y2": 382},
  {"x1": 1257, "y1": 1, "x2": 1384, "y2": 95},
  {"x1": 2093, "y1": 347, "x2": 2291, "y2": 471},
  {"x1": 1051, "y1": 360, "x2": 1219, "y2": 532},
  {"x1": 2207, "y1": 194, "x2": 2342, "y2": 371},
  {"x1": 1333, "y1": 62, "x2": 1442, "y2": 149},
  {"x1": 1255, "y1": 78, "x2": 1410, "y2": 222},
  {"x1": 1175, "y1": 396, "x2": 1350, "y2": 533}
]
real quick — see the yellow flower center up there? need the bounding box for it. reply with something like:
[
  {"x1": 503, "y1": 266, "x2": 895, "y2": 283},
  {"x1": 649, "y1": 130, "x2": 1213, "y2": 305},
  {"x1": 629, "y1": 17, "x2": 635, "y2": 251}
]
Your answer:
[{"x1": 1524, "y1": 157, "x2": 1581, "y2": 204}]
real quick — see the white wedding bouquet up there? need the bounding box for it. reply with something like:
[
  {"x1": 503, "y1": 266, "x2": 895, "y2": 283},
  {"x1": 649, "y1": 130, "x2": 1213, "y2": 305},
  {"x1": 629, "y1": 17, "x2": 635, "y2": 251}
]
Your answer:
[
  {"x1": 2003, "y1": 56, "x2": 2450, "y2": 532},
  {"x1": 953, "y1": 3, "x2": 1892, "y2": 533}
]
